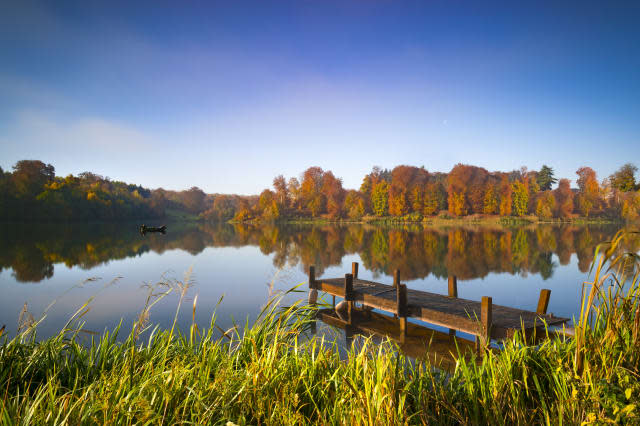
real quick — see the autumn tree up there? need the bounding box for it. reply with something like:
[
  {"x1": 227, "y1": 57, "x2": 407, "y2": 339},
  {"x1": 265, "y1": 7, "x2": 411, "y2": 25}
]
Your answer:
[
  {"x1": 388, "y1": 166, "x2": 428, "y2": 216},
  {"x1": 258, "y1": 189, "x2": 280, "y2": 220},
  {"x1": 483, "y1": 185, "x2": 498, "y2": 214},
  {"x1": 300, "y1": 167, "x2": 326, "y2": 217},
  {"x1": 322, "y1": 170, "x2": 345, "y2": 218},
  {"x1": 361, "y1": 167, "x2": 391, "y2": 214},
  {"x1": 287, "y1": 177, "x2": 301, "y2": 212},
  {"x1": 575, "y1": 167, "x2": 601, "y2": 217},
  {"x1": 272, "y1": 175, "x2": 289, "y2": 211},
  {"x1": 511, "y1": 180, "x2": 529, "y2": 216},
  {"x1": 344, "y1": 190, "x2": 366, "y2": 219},
  {"x1": 498, "y1": 175, "x2": 512, "y2": 216},
  {"x1": 535, "y1": 191, "x2": 556, "y2": 219},
  {"x1": 181, "y1": 187, "x2": 207, "y2": 214},
  {"x1": 609, "y1": 163, "x2": 637, "y2": 192},
  {"x1": 553, "y1": 178, "x2": 574, "y2": 218},
  {"x1": 447, "y1": 164, "x2": 486, "y2": 216},
  {"x1": 423, "y1": 182, "x2": 447, "y2": 215},
  {"x1": 12, "y1": 160, "x2": 55, "y2": 197},
  {"x1": 371, "y1": 180, "x2": 389, "y2": 216}
]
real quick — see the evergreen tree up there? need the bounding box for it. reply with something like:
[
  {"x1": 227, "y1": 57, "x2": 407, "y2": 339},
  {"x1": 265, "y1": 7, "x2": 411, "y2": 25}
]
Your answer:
[{"x1": 536, "y1": 165, "x2": 557, "y2": 191}]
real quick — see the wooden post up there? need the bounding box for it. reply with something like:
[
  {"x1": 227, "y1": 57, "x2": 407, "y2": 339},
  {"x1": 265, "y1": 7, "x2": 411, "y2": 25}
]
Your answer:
[
  {"x1": 393, "y1": 269, "x2": 400, "y2": 288},
  {"x1": 344, "y1": 273, "x2": 354, "y2": 322},
  {"x1": 536, "y1": 289, "x2": 551, "y2": 314},
  {"x1": 397, "y1": 284, "x2": 407, "y2": 334},
  {"x1": 308, "y1": 265, "x2": 316, "y2": 289},
  {"x1": 352, "y1": 262, "x2": 359, "y2": 279},
  {"x1": 480, "y1": 296, "x2": 492, "y2": 350},
  {"x1": 448, "y1": 275, "x2": 458, "y2": 298},
  {"x1": 345, "y1": 324, "x2": 355, "y2": 348},
  {"x1": 448, "y1": 275, "x2": 458, "y2": 336}
]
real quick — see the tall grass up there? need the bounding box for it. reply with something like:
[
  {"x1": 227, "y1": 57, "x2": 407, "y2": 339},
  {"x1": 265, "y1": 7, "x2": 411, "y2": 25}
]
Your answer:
[{"x1": 1, "y1": 232, "x2": 639, "y2": 424}]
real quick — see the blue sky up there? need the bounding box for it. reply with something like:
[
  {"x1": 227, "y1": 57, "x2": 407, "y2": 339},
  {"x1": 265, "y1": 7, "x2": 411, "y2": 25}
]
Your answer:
[{"x1": 1, "y1": 1, "x2": 639, "y2": 194}]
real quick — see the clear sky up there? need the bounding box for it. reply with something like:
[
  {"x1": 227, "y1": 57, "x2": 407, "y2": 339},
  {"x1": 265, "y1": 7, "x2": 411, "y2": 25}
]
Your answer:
[{"x1": 1, "y1": 1, "x2": 639, "y2": 194}]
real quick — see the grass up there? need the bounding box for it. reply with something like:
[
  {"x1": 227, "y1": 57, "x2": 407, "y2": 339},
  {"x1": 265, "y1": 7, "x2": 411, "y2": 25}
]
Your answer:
[{"x1": 1, "y1": 231, "x2": 639, "y2": 424}]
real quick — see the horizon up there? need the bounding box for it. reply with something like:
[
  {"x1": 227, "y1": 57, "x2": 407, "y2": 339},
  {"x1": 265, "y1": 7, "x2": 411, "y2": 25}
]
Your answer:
[{"x1": 2, "y1": 1, "x2": 639, "y2": 193}]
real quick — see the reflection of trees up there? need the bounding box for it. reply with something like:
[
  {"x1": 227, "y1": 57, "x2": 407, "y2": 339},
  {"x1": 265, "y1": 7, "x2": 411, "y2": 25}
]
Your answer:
[{"x1": 1, "y1": 222, "x2": 628, "y2": 284}]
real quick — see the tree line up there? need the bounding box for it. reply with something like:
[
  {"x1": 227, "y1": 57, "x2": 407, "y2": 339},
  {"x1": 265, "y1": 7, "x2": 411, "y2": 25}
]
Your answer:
[
  {"x1": 1, "y1": 160, "x2": 639, "y2": 222},
  {"x1": 216, "y1": 163, "x2": 640, "y2": 222}
]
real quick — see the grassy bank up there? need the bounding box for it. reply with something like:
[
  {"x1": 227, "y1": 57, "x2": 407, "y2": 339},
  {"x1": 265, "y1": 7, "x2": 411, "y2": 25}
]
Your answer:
[{"x1": 1, "y1": 232, "x2": 639, "y2": 424}]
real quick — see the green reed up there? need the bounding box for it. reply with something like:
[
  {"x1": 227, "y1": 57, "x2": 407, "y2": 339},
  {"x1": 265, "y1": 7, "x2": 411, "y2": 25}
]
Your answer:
[{"x1": 1, "y1": 232, "x2": 639, "y2": 425}]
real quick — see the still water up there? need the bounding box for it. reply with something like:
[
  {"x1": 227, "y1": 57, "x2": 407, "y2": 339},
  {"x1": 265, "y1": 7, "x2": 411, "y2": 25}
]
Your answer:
[{"x1": 0, "y1": 222, "x2": 629, "y2": 341}]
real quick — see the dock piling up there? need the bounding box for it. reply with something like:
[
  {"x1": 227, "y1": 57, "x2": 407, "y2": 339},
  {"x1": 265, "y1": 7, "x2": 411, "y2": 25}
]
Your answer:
[
  {"x1": 480, "y1": 296, "x2": 493, "y2": 350},
  {"x1": 393, "y1": 269, "x2": 400, "y2": 288},
  {"x1": 397, "y1": 284, "x2": 408, "y2": 334},
  {"x1": 352, "y1": 262, "x2": 359, "y2": 279},
  {"x1": 448, "y1": 275, "x2": 458, "y2": 336},
  {"x1": 536, "y1": 289, "x2": 551, "y2": 314},
  {"x1": 448, "y1": 276, "x2": 458, "y2": 298},
  {"x1": 344, "y1": 273, "x2": 354, "y2": 321},
  {"x1": 308, "y1": 266, "x2": 316, "y2": 289}
]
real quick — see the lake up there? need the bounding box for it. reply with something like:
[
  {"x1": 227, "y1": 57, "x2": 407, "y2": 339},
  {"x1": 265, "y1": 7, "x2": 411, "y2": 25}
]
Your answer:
[{"x1": 0, "y1": 221, "x2": 630, "y2": 344}]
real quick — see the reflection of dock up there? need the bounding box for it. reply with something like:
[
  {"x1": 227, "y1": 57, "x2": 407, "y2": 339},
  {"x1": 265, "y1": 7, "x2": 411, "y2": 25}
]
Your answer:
[
  {"x1": 316, "y1": 308, "x2": 478, "y2": 369},
  {"x1": 309, "y1": 262, "x2": 569, "y2": 350}
]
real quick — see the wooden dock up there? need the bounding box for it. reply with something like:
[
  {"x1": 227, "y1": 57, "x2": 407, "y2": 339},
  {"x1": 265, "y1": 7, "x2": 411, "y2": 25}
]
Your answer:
[
  {"x1": 316, "y1": 308, "x2": 479, "y2": 369},
  {"x1": 309, "y1": 262, "x2": 570, "y2": 348}
]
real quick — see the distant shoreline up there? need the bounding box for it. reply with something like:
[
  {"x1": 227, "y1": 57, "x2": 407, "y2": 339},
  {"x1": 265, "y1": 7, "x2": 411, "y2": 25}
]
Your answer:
[{"x1": 230, "y1": 215, "x2": 625, "y2": 227}]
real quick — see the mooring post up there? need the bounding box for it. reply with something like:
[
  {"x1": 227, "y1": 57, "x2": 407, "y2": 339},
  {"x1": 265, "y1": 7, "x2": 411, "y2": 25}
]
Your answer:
[
  {"x1": 480, "y1": 296, "x2": 493, "y2": 352},
  {"x1": 344, "y1": 273, "x2": 354, "y2": 323},
  {"x1": 393, "y1": 269, "x2": 400, "y2": 288},
  {"x1": 448, "y1": 275, "x2": 458, "y2": 336},
  {"x1": 397, "y1": 283, "x2": 408, "y2": 334},
  {"x1": 448, "y1": 275, "x2": 458, "y2": 298},
  {"x1": 393, "y1": 269, "x2": 401, "y2": 318},
  {"x1": 352, "y1": 262, "x2": 359, "y2": 279},
  {"x1": 308, "y1": 265, "x2": 316, "y2": 289},
  {"x1": 536, "y1": 289, "x2": 551, "y2": 314}
]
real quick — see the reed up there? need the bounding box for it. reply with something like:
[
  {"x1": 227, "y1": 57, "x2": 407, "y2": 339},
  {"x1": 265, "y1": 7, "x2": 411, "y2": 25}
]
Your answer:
[{"x1": 1, "y1": 232, "x2": 638, "y2": 424}]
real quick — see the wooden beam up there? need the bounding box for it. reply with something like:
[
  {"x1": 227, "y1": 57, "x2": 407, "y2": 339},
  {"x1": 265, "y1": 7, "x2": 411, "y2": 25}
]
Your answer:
[
  {"x1": 397, "y1": 284, "x2": 408, "y2": 333},
  {"x1": 481, "y1": 296, "x2": 492, "y2": 348},
  {"x1": 344, "y1": 273, "x2": 354, "y2": 321},
  {"x1": 536, "y1": 289, "x2": 551, "y2": 314},
  {"x1": 352, "y1": 262, "x2": 359, "y2": 279},
  {"x1": 448, "y1": 275, "x2": 458, "y2": 298},
  {"x1": 447, "y1": 275, "x2": 458, "y2": 335},
  {"x1": 308, "y1": 265, "x2": 315, "y2": 289}
]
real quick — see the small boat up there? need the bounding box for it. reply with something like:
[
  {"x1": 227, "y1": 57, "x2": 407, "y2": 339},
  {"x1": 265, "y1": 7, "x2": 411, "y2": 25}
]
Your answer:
[{"x1": 140, "y1": 224, "x2": 167, "y2": 234}]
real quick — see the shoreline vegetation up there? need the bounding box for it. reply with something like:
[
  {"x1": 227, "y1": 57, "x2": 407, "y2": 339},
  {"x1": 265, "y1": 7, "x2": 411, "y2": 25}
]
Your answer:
[
  {"x1": 1, "y1": 160, "x2": 639, "y2": 225},
  {"x1": 1, "y1": 231, "x2": 639, "y2": 423},
  {"x1": 244, "y1": 214, "x2": 624, "y2": 226}
]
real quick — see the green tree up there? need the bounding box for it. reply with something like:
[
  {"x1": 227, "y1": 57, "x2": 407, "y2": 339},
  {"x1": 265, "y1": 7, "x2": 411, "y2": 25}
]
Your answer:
[
  {"x1": 483, "y1": 186, "x2": 498, "y2": 214},
  {"x1": 371, "y1": 181, "x2": 389, "y2": 216},
  {"x1": 536, "y1": 165, "x2": 557, "y2": 191},
  {"x1": 511, "y1": 181, "x2": 529, "y2": 217},
  {"x1": 609, "y1": 163, "x2": 637, "y2": 192}
]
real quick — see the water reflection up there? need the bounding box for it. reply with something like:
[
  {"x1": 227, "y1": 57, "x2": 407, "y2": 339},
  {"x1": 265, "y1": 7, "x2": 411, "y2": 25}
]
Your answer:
[
  {"x1": 315, "y1": 307, "x2": 478, "y2": 369},
  {"x1": 1, "y1": 222, "x2": 633, "y2": 284}
]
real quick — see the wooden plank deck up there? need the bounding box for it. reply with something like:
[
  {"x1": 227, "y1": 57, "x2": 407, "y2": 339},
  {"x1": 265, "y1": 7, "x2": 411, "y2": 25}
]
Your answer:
[{"x1": 309, "y1": 263, "x2": 570, "y2": 342}]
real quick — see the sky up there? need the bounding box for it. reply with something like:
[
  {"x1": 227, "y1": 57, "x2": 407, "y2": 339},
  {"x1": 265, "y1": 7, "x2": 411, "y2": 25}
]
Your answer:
[{"x1": 1, "y1": 1, "x2": 639, "y2": 194}]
